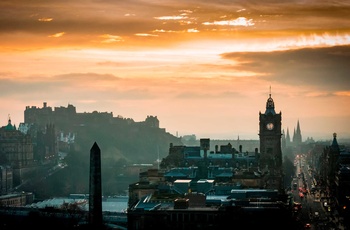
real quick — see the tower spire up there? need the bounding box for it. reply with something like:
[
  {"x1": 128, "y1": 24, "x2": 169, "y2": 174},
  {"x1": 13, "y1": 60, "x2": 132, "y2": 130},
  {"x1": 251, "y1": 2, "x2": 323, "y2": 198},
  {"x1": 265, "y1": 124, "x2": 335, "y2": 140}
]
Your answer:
[
  {"x1": 293, "y1": 120, "x2": 302, "y2": 144},
  {"x1": 265, "y1": 87, "x2": 275, "y2": 115},
  {"x1": 331, "y1": 132, "x2": 339, "y2": 151}
]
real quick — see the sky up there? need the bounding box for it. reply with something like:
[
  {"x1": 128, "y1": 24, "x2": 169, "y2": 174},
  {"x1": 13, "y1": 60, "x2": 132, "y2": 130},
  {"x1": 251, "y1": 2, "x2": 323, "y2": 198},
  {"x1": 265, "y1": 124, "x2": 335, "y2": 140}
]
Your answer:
[{"x1": 1, "y1": 0, "x2": 350, "y2": 141}]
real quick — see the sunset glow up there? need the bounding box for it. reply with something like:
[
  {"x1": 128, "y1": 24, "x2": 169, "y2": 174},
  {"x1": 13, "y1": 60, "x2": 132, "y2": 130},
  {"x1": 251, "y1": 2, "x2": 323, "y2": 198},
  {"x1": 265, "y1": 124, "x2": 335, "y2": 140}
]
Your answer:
[{"x1": 1, "y1": 0, "x2": 350, "y2": 140}]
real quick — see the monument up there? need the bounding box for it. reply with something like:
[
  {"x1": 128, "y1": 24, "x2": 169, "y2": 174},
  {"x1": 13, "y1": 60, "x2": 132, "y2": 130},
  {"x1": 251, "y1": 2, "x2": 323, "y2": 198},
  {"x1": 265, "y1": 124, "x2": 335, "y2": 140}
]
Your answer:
[{"x1": 88, "y1": 142, "x2": 103, "y2": 228}]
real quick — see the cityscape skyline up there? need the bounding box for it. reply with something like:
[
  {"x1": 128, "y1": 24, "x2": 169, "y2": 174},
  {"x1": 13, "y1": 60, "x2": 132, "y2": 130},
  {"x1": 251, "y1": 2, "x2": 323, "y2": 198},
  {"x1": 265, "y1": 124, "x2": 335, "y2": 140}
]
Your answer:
[{"x1": 1, "y1": 0, "x2": 350, "y2": 140}]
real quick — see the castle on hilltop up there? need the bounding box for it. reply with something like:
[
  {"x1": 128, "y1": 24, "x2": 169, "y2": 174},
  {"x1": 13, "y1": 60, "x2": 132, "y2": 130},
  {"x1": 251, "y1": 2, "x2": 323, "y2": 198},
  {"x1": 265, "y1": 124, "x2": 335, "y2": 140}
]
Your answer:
[{"x1": 24, "y1": 102, "x2": 160, "y2": 129}]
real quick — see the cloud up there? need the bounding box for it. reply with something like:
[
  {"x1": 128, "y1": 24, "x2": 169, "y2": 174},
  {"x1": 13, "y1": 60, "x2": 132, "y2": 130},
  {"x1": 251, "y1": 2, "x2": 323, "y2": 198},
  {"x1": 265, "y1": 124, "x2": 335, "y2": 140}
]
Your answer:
[
  {"x1": 1, "y1": 0, "x2": 350, "y2": 49},
  {"x1": 220, "y1": 45, "x2": 350, "y2": 92},
  {"x1": 203, "y1": 17, "x2": 255, "y2": 27},
  {"x1": 135, "y1": 33, "x2": 159, "y2": 37},
  {"x1": 48, "y1": 32, "x2": 65, "y2": 38},
  {"x1": 38, "y1": 18, "x2": 53, "y2": 22},
  {"x1": 154, "y1": 16, "x2": 189, "y2": 20},
  {"x1": 99, "y1": 34, "x2": 124, "y2": 43}
]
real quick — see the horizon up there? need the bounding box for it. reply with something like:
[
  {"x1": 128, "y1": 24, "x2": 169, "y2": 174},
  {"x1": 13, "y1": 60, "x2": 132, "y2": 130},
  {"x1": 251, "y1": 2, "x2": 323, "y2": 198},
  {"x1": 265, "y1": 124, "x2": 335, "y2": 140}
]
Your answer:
[
  {"x1": 1, "y1": 0, "x2": 350, "y2": 142},
  {"x1": 4, "y1": 101, "x2": 347, "y2": 143}
]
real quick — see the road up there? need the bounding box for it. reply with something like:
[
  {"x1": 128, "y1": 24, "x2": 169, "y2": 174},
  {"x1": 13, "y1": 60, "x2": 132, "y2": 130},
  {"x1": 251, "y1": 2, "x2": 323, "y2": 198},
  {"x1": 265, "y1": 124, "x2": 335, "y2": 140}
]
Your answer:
[
  {"x1": 12, "y1": 151, "x2": 68, "y2": 192},
  {"x1": 291, "y1": 154, "x2": 346, "y2": 230}
]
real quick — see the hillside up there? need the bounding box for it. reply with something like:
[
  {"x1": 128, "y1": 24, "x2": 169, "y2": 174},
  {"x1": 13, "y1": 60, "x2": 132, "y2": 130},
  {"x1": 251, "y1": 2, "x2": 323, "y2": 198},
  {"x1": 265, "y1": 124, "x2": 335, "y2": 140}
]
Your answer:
[{"x1": 23, "y1": 112, "x2": 183, "y2": 199}]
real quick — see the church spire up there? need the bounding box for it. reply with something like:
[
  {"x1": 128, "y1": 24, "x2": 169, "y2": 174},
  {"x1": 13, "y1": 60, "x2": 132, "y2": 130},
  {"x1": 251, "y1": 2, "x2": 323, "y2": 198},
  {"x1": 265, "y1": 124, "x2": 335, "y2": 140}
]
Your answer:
[
  {"x1": 293, "y1": 119, "x2": 302, "y2": 144},
  {"x1": 286, "y1": 128, "x2": 290, "y2": 141},
  {"x1": 296, "y1": 120, "x2": 301, "y2": 135}
]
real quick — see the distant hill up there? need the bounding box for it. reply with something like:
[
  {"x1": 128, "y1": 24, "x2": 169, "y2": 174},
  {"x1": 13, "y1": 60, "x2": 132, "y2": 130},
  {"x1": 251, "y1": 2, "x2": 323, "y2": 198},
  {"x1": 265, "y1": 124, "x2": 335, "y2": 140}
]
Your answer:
[
  {"x1": 21, "y1": 103, "x2": 183, "y2": 198},
  {"x1": 24, "y1": 102, "x2": 183, "y2": 163},
  {"x1": 71, "y1": 120, "x2": 182, "y2": 163}
]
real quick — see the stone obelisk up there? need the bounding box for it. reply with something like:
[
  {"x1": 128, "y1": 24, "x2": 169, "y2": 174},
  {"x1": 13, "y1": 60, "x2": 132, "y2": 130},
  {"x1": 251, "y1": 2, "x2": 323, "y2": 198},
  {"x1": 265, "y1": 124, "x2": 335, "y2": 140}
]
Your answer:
[{"x1": 89, "y1": 142, "x2": 103, "y2": 228}]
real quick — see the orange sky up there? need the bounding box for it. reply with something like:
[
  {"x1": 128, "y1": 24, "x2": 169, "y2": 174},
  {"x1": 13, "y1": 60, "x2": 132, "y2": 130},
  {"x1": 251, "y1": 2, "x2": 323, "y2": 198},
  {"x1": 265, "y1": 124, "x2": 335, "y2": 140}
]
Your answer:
[{"x1": 1, "y1": 0, "x2": 350, "y2": 141}]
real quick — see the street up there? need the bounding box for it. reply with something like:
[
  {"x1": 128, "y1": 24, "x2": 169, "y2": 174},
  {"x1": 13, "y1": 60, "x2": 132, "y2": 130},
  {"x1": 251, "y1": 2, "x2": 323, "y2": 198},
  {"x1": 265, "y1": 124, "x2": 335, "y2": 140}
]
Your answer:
[{"x1": 291, "y1": 154, "x2": 346, "y2": 230}]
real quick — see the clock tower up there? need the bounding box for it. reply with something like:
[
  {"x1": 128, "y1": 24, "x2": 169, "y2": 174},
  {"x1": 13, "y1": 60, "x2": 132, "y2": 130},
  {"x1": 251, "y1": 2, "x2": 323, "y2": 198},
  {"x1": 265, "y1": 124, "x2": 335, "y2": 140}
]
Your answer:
[{"x1": 259, "y1": 90, "x2": 283, "y2": 192}]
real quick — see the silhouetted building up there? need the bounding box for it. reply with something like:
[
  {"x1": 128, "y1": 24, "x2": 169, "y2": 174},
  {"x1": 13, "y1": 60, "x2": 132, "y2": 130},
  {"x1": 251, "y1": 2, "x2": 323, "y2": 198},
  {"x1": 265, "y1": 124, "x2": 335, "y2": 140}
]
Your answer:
[
  {"x1": 259, "y1": 92, "x2": 283, "y2": 192},
  {"x1": 0, "y1": 116, "x2": 35, "y2": 186},
  {"x1": 0, "y1": 166, "x2": 13, "y2": 194},
  {"x1": 144, "y1": 115, "x2": 160, "y2": 128},
  {"x1": 24, "y1": 102, "x2": 161, "y2": 130},
  {"x1": 308, "y1": 133, "x2": 350, "y2": 221},
  {"x1": 127, "y1": 91, "x2": 292, "y2": 230},
  {"x1": 35, "y1": 123, "x2": 58, "y2": 164}
]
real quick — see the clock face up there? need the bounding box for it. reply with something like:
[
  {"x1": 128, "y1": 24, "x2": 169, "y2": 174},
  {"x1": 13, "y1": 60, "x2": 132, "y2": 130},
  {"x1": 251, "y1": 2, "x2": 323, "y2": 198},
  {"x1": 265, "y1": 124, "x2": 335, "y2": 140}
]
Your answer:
[{"x1": 266, "y1": 122, "x2": 274, "y2": 130}]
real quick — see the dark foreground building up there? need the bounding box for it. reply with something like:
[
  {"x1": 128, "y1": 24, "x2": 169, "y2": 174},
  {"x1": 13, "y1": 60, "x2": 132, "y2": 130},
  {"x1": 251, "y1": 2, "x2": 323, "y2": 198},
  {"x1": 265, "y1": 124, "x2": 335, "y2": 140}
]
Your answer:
[
  {"x1": 0, "y1": 207, "x2": 127, "y2": 230},
  {"x1": 127, "y1": 191, "x2": 297, "y2": 230}
]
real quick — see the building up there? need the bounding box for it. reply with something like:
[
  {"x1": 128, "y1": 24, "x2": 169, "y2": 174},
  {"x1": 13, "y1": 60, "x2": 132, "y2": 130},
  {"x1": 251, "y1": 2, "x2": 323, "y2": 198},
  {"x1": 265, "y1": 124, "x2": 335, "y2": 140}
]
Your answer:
[
  {"x1": 316, "y1": 133, "x2": 350, "y2": 218},
  {"x1": 0, "y1": 192, "x2": 34, "y2": 207},
  {"x1": 24, "y1": 102, "x2": 160, "y2": 130},
  {"x1": 258, "y1": 92, "x2": 283, "y2": 192},
  {"x1": 0, "y1": 165, "x2": 13, "y2": 195},
  {"x1": 0, "y1": 117, "x2": 35, "y2": 187},
  {"x1": 127, "y1": 191, "x2": 293, "y2": 230},
  {"x1": 127, "y1": 92, "x2": 292, "y2": 229}
]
